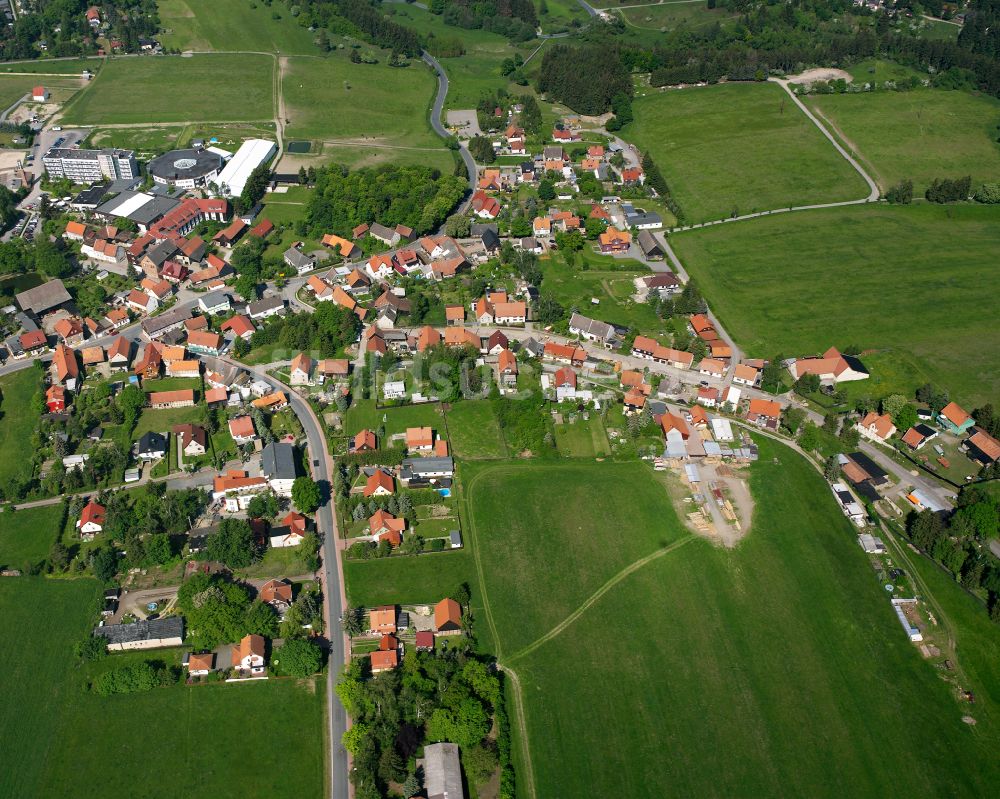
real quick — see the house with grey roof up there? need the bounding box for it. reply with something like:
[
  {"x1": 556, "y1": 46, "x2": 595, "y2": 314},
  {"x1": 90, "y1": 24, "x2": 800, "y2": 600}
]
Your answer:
[
  {"x1": 93, "y1": 616, "x2": 184, "y2": 651},
  {"x1": 568, "y1": 312, "x2": 618, "y2": 347},
  {"x1": 247, "y1": 295, "x2": 286, "y2": 320},
  {"x1": 368, "y1": 223, "x2": 400, "y2": 247},
  {"x1": 16, "y1": 279, "x2": 72, "y2": 315},
  {"x1": 283, "y1": 247, "x2": 315, "y2": 275},
  {"x1": 400, "y1": 456, "x2": 454, "y2": 486},
  {"x1": 423, "y1": 742, "x2": 465, "y2": 799},
  {"x1": 198, "y1": 291, "x2": 231, "y2": 315},
  {"x1": 141, "y1": 304, "x2": 191, "y2": 340},
  {"x1": 261, "y1": 441, "x2": 296, "y2": 496}
]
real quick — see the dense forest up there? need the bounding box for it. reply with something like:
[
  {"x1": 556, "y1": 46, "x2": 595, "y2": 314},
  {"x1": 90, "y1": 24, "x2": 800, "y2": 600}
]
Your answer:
[
  {"x1": 537, "y1": 43, "x2": 633, "y2": 114},
  {"x1": 429, "y1": 0, "x2": 538, "y2": 42},
  {"x1": 305, "y1": 163, "x2": 466, "y2": 238}
]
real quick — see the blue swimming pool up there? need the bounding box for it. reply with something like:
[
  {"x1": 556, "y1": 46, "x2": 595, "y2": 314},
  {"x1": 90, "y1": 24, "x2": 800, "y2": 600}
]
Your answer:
[{"x1": 438, "y1": 488, "x2": 452, "y2": 498}]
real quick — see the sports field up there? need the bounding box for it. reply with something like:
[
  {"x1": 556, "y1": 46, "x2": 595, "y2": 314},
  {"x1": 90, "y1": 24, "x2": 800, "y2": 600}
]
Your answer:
[
  {"x1": 61, "y1": 54, "x2": 274, "y2": 124},
  {"x1": 158, "y1": 0, "x2": 318, "y2": 54},
  {"x1": 0, "y1": 366, "x2": 41, "y2": 488},
  {"x1": 627, "y1": 82, "x2": 868, "y2": 223},
  {"x1": 0, "y1": 578, "x2": 325, "y2": 798},
  {"x1": 669, "y1": 202, "x2": 1000, "y2": 406},
  {"x1": 805, "y1": 88, "x2": 1000, "y2": 193},
  {"x1": 461, "y1": 441, "x2": 1000, "y2": 798},
  {"x1": 0, "y1": 505, "x2": 64, "y2": 571}
]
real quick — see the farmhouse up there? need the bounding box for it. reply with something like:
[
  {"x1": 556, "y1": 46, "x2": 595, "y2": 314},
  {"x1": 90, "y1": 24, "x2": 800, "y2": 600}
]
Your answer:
[
  {"x1": 568, "y1": 313, "x2": 618, "y2": 347},
  {"x1": 856, "y1": 412, "x2": 896, "y2": 443},
  {"x1": 148, "y1": 389, "x2": 195, "y2": 409},
  {"x1": 76, "y1": 500, "x2": 106, "y2": 539},
  {"x1": 937, "y1": 401, "x2": 974, "y2": 434},
  {"x1": 434, "y1": 598, "x2": 462, "y2": 633},
  {"x1": 788, "y1": 347, "x2": 868, "y2": 385},
  {"x1": 964, "y1": 427, "x2": 1000, "y2": 465}
]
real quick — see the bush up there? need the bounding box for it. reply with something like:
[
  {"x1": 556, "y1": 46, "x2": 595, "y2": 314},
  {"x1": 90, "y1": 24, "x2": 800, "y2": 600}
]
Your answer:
[
  {"x1": 92, "y1": 661, "x2": 170, "y2": 696},
  {"x1": 273, "y1": 638, "x2": 324, "y2": 677}
]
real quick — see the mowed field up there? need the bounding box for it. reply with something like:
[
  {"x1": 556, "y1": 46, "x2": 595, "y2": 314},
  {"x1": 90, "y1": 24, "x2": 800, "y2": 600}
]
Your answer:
[
  {"x1": 627, "y1": 82, "x2": 868, "y2": 223},
  {"x1": 0, "y1": 578, "x2": 325, "y2": 798},
  {"x1": 620, "y1": 1, "x2": 739, "y2": 31},
  {"x1": 158, "y1": 0, "x2": 318, "y2": 54},
  {"x1": 670, "y1": 203, "x2": 1000, "y2": 406},
  {"x1": 61, "y1": 54, "x2": 274, "y2": 124},
  {"x1": 805, "y1": 88, "x2": 1000, "y2": 193},
  {"x1": 0, "y1": 504, "x2": 64, "y2": 571},
  {"x1": 0, "y1": 366, "x2": 41, "y2": 488},
  {"x1": 463, "y1": 441, "x2": 1000, "y2": 798}
]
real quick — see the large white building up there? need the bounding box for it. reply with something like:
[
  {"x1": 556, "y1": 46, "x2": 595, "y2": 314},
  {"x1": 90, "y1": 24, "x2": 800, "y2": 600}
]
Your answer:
[
  {"x1": 216, "y1": 138, "x2": 276, "y2": 197},
  {"x1": 42, "y1": 147, "x2": 138, "y2": 184}
]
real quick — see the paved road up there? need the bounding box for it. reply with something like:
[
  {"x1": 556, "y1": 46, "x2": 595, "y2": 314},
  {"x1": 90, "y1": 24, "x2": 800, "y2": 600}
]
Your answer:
[
  {"x1": 216, "y1": 356, "x2": 350, "y2": 799},
  {"x1": 422, "y1": 51, "x2": 477, "y2": 216}
]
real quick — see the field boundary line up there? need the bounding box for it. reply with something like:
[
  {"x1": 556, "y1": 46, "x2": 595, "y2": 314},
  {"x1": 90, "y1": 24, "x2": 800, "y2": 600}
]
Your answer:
[
  {"x1": 506, "y1": 535, "x2": 696, "y2": 663},
  {"x1": 501, "y1": 665, "x2": 538, "y2": 799},
  {"x1": 459, "y1": 463, "x2": 505, "y2": 656}
]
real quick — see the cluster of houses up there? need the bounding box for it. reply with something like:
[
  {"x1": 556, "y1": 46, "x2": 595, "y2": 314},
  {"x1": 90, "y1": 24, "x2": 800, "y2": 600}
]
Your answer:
[
  {"x1": 362, "y1": 598, "x2": 463, "y2": 674},
  {"x1": 350, "y1": 424, "x2": 455, "y2": 509}
]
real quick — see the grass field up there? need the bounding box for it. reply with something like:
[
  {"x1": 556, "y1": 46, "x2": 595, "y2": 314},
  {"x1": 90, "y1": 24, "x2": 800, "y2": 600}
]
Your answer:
[
  {"x1": 0, "y1": 59, "x2": 98, "y2": 74},
  {"x1": 445, "y1": 400, "x2": 508, "y2": 460},
  {"x1": 0, "y1": 504, "x2": 64, "y2": 570},
  {"x1": 553, "y1": 414, "x2": 611, "y2": 457},
  {"x1": 61, "y1": 54, "x2": 274, "y2": 124},
  {"x1": 0, "y1": 366, "x2": 41, "y2": 488},
  {"x1": 0, "y1": 74, "x2": 82, "y2": 111},
  {"x1": 670, "y1": 203, "x2": 1000, "y2": 406},
  {"x1": 627, "y1": 81, "x2": 868, "y2": 223},
  {"x1": 282, "y1": 54, "x2": 440, "y2": 146},
  {"x1": 463, "y1": 441, "x2": 1000, "y2": 797},
  {"x1": 344, "y1": 549, "x2": 475, "y2": 608},
  {"x1": 619, "y1": 1, "x2": 738, "y2": 31},
  {"x1": 159, "y1": 0, "x2": 319, "y2": 54},
  {"x1": 343, "y1": 399, "x2": 444, "y2": 439},
  {"x1": 0, "y1": 578, "x2": 324, "y2": 798},
  {"x1": 87, "y1": 121, "x2": 276, "y2": 155},
  {"x1": 805, "y1": 88, "x2": 1000, "y2": 193}
]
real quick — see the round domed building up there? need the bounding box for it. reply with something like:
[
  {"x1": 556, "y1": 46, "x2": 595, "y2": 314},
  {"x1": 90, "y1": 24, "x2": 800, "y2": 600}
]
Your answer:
[{"x1": 147, "y1": 147, "x2": 224, "y2": 190}]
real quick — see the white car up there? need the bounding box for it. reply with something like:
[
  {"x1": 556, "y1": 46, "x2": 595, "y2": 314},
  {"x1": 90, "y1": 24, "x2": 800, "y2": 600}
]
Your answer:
[{"x1": 51, "y1": 125, "x2": 62, "y2": 131}]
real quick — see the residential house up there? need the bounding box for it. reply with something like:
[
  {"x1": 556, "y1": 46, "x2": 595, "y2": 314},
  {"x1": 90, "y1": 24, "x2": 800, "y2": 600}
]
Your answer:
[
  {"x1": 533, "y1": 217, "x2": 551, "y2": 238},
  {"x1": 76, "y1": 500, "x2": 106, "y2": 539},
  {"x1": 187, "y1": 652, "x2": 215, "y2": 677},
  {"x1": 197, "y1": 291, "x2": 231, "y2": 315},
  {"x1": 270, "y1": 511, "x2": 309, "y2": 547},
  {"x1": 624, "y1": 389, "x2": 646, "y2": 415},
  {"x1": 220, "y1": 314, "x2": 255, "y2": 340},
  {"x1": 136, "y1": 431, "x2": 167, "y2": 460},
  {"x1": 148, "y1": 389, "x2": 195, "y2": 408},
  {"x1": 133, "y1": 344, "x2": 162, "y2": 378},
  {"x1": 746, "y1": 398, "x2": 781, "y2": 428},
  {"x1": 369, "y1": 605, "x2": 397, "y2": 635},
  {"x1": 212, "y1": 470, "x2": 269, "y2": 510},
  {"x1": 497, "y1": 348, "x2": 518, "y2": 387},
  {"x1": 186, "y1": 330, "x2": 222, "y2": 356},
  {"x1": 364, "y1": 469, "x2": 395, "y2": 497},
  {"x1": 568, "y1": 313, "x2": 618, "y2": 347},
  {"x1": 643, "y1": 273, "x2": 680, "y2": 297},
  {"x1": 434, "y1": 598, "x2": 462, "y2": 633},
  {"x1": 52, "y1": 343, "x2": 79, "y2": 390},
  {"x1": 698, "y1": 358, "x2": 726, "y2": 379},
  {"x1": 46, "y1": 384, "x2": 67, "y2": 412},
  {"x1": 290, "y1": 352, "x2": 312, "y2": 385},
  {"x1": 54, "y1": 316, "x2": 85, "y2": 346},
  {"x1": 166, "y1": 359, "x2": 200, "y2": 379},
  {"x1": 598, "y1": 227, "x2": 631, "y2": 253},
  {"x1": 259, "y1": 579, "x2": 293, "y2": 613},
  {"x1": 366, "y1": 253, "x2": 395, "y2": 281},
  {"x1": 368, "y1": 223, "x2": 400, "y2": 247},
  {"x1": 856, "y1": 412, "x2": 896, "y2": 444},
  {"x1": 126, "y1": 288, "x2": 157, "y2": 315},
  {"x1": 732, "y1": 364, "x2": 760, "y2": 387},
  {"x1": 173, "y1": 424, "x2": 208, "y2": 457},
  {"x1": 370, "y1": 646, "x2": 399, "y2": 674},
  {"x1": 247, "y1": 296, "x2": 286, "y2": 321},
  {"x1": 938, "y1": 401, "x2": 975, "y2": 434},
  {"x1": 232, "y1": 634, "x2": 266, "y2": 674},
  {"x1": 228, "y1": 415, "x2": 257, "y2": 445},
  {"x1": 543, "y1": 342, "x2": 586, "y2": 366},
  {"x1": 369, "y1": 509, "x2": 406, "y2": 547},
  {"x1": 352, "y1": 429, "x2": 377, "y2": 453},
  {"x1": 406, "y1": 426, "x2": 435, "y2": 452},
  {"x1": 788, "y1": 347, "x2": 869, "y2": 385},
  {"x1": 283, "y1": 247, "x2": 315, "y2": 275},
  {"x1": 261, "y1": 441, "x2": 296, "y2": 496}
]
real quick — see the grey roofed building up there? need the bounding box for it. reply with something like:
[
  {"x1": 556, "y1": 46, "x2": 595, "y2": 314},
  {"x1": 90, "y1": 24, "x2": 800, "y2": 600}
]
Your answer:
[
  {"x1": 568, "y1": 312, "x2": 617, "y2": 344},
  {"x1": 72, "y1": 183, "x2": 110, "y2": 209},
  {"x1": 93, "y1": 616, "x2": 184, "y2": 650},
  {"x1": 520, "y1": 336, "x2": 544, "y2": 358},
  {"x1": 368, "y1": 222, "x2": 399, "y2": 245},
  {"x1": 542, "y1": 145, "x2": 563, "y2": 161},
  {"x1": 16, "y1": 279, "x2": 72, "y2": 314},
  {"x1": 423, "y1": 742, "x2": 465, "y2": 799},
  {"x1": 247, "y1": 295, "x2": 286, "y2": 319},
  {"x1": 470, "y1": 223, "x2": 498, "y2": 237},
  {"x1": 141, "y1": 304, "x2": 191, "y2": 339},
  {"x1": 198, "y1": 291, "x2": 231, "y2": 313},
  {"x1": 283, "y1": 247, "x2": 315, "y2": 271},
  {"x1": 637, "y1": 230, "x2": 665, "y2": 260},
  {"x1": 144, "y1": 239, "x2": 180, "y2": 267},
  {"x1": 481, "y1": 228, "x2": 501, "y2": 253},
  {"x1": 261, "y1": 441, "x2": 296, "y2": 481},
  {"x1": 400, "y1": 456, "x2": 454, "y2": 482},
  {"x1": 15, "y1": 311, "x2": 38, "y2": 332},
  {"x1": 4, "y1": 334, "x2": 23, "y2": 358},
  {"x1": 137, "y1": 431, "x2": 167, "y2": 459}
]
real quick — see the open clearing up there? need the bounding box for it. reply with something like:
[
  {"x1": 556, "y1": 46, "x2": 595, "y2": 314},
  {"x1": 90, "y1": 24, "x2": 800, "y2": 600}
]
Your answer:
[
  {"x1": 627, "y1": 81, "x2": 868, "y2": 223},
  {"x1": 620, "y1": 2, "x2": 738, "y2": 31},
  {"x1": 463, "y1": 440, "x2": 1000, "y2": 798},
  {"x1": 158, "y1": 0, "x2": 318, "y2": 54},
  {"x1": 280, "y1": 54, "x2": 450, "y2": 169},
  {"x1": 0, "y1": 504, "x2": 64, "y2": 570},
  {"x1": 805, "y1": 88, "x2": 1000, "y2": 193},
  {"x1": 445, "y1": 400, "x2": 508, "y2": 460},
  {"x1": 670, "y1": 203, "x2": 1000, "y2": 406},
  {"x1": 61, "y1": 54, "x2": 274, "y2": 124},
  {"x1": 0, "y1": 578, "x2": 324, "y2": 798},
  {"x1": 0, "y1": 366, "x2": 41, "y2": 488}
]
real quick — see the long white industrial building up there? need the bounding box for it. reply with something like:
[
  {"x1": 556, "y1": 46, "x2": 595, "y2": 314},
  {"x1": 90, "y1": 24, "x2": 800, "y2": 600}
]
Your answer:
[{"x1": 216, "y1": 138, "x2": 276, "y2": 198}]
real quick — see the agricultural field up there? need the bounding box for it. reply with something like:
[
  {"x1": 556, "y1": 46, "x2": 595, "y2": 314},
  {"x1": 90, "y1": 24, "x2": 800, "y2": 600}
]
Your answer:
[
  {"x1": 158, "y1": 0, "x2": 319, "y2": 54},
  {"x1": 0, "y1": 366, "x2": 42, "y2": 488},
  {"x1": 0, "y1": 578, "x2": 325, "y2": 798},
  {"x1": 627, "y1": 81, "x2": 868, "y2": 223},
  {"x1": 669, "y1": 202, "x2": 1000, "y2": 406},
  {"x1": 0, "y1": 74, "x2": 83, "y2": 110},
  {"x1": 619, "y1": 1, "x2": 739, "y2": 31},
  {"x1": 805, "y1": 88, "x2": 1000, "y2": 193},
  {"x1": 280, "y1": 53, "x2": 451, "y2": 170},
  {"x1": 61, "y1": 54, "x2": 274, "y2": 124},
  {"x1": 445, "y1": 400, "x2": 508, "y2": 460},
  {"x1": 0, "y1": 504, "x2": 64, "y2": 571},
  {"x1": 463, "y1": 441, "x2": 1000, "y2": 798},
  {"x1": 0, "y1": 59, "x2": 99, "y2": 74}
]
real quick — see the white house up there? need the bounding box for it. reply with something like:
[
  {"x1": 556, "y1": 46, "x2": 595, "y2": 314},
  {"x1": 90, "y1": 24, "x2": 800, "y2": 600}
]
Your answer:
[
  {"x1": 232, "y1": 634, "x2": 266, "y2": 674},
  {"x1": 383, "y1": 380, "x2": 406, "y2": 400}
]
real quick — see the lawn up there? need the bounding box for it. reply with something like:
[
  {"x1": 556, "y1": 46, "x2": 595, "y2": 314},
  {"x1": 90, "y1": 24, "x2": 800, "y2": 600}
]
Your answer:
[
  {"x1": 468, "y1": 440, "x2": 1000, "y2": 798},
  {"x1": 87, "y1": 121, "x2": 277, "y2": 155},
  {"x1": 0, "y1": 578, "x2": 325, "y2": 798},
  {"x1": 619, "y1": 2, "x2": 739, "y2": 31},
  {"x1": 343, "y1": 549, "x2": 475, "y2": 608},
  {"x1": 0, "y1": 365, "x2": 42, "y2": 488},
  {"x1": 61, "y1": 54, "x2": 274, "y2": 124},
  {"x1": 669, "y1": 202, "x2": 1000, "y2": 406},
  {"x1": 0, "y1": 504, "x2": 64, "y2": 570},
  {"x1": 627, "y1": 81, "x2": 868, "y2": 223},
  {"x1": 0, "y1": 74, "x2": 82, "y2": 109},
  {"x1": 445, "y1": 400, "x2": 508, "y2": 460},
  {"x1": 282, "y1": 54, "x2": 444, "y2": 154},
  {"x1": 0, "y1": 59, "x2": 98, "y2": 74},
  {"x1": 553, "y1": 414, "x2": 611, "y2": 458},
  {"x1": 540, "y1": 254, "x2": 664, "y2": 334},
  {"x1": 805, "y1": 88, "x2": 1000, "y2": 193},
  {"x1": 343, "y1": 399, "x2": 444, "y2": 439},
  {"x1": 132, "y1": 404, "x2": 206, "y2": 439},
  {"x1": 158, "y1": 0, "x2": 319, "y2": 54}
]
